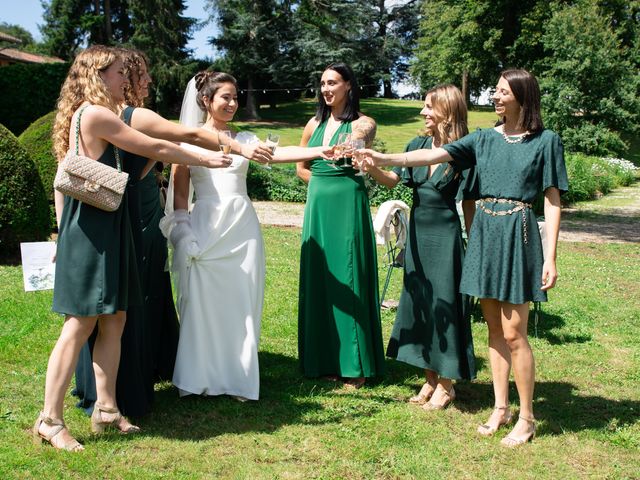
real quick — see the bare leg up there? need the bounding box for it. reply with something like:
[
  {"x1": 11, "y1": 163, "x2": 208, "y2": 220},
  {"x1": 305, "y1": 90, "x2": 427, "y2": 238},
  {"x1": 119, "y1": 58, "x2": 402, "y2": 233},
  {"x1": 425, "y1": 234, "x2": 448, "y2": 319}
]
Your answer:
[
  {"x1": 500, "y1": 302, "x2": 536, "y2": 442},
  {"x1": 479, "y1": 299, "x2": 512, "y2": 430},
  {"x1": 92, "y1": 311, "x2": 137, "y2": 431},
  {"x1": 39, "y1": 314, "x2": 98, "y2": 446}
]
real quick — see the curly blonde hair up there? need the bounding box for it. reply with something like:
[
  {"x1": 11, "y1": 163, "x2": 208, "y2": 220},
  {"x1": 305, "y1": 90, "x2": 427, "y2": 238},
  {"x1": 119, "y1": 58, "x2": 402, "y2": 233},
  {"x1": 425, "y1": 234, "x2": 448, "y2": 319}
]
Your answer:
[
  {"x1": 424, "y1": 84, "x2": 468, "y2": 145},
  {"x1": 52, "y1": 45, "x2": 122, "y2": 161},
  {"x1": 120, "y1": 48, "x2": 150, "y2": 107}
]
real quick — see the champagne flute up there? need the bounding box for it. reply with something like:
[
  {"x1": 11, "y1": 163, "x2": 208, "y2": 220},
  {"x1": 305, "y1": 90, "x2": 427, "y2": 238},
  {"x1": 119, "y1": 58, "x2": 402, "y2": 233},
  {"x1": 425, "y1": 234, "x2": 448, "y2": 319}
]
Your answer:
[
  {"x1": 351, "y1": 138, "x2": 365, "y2": 176},
  {"x1": 264, "y1": 133, "x2": 279, "y2": 170},
  {"x1": 218, "y1": 130, "x2": 232, "y2": 154},
  {"x1": 336, "y1": 132, "x2": 352, "y2": 167}
]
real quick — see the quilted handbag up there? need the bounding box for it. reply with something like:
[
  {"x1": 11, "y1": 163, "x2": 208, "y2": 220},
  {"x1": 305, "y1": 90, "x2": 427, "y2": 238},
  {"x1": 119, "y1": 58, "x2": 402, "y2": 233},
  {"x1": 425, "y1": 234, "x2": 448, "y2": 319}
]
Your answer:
[{"x1": 54, "y1": 105, "x2": 129, "y2": 212}]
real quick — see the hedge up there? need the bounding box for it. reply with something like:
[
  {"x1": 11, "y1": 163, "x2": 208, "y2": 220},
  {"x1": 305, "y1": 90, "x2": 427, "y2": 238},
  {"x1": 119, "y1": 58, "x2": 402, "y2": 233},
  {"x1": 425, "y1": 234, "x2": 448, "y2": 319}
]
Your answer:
[
  {"x1": 0, "y1": 62, "x2": 69, "y2": 135},
  {"x1": 0, "y1": 123, "x2": 50, "y2": 260}
]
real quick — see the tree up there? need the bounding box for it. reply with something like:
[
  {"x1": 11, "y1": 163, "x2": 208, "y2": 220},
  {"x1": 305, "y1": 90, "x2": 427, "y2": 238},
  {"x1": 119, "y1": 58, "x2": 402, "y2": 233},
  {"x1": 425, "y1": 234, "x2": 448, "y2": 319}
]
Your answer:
[
  {"x1": 539, "y1": 0, "x2": 640, "y2": 156},
  {"x1": 207, "y1": 0, "x2": 292, "y2": 119}
]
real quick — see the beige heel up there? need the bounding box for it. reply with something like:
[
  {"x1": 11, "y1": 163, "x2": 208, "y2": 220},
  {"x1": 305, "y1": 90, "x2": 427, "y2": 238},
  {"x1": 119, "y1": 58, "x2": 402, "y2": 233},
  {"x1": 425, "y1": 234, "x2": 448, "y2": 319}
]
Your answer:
[
  {"x1": 91, "y1": 402, "x2": 140, "y2": 434},
  {"x1": 501, "y1": 415, "x2": 536, "y2": 447},
  {"x1": 477, "y1": 406, "x2": 513, "y2": 436},
  {"x1": 32, "y1": 411, "x2": 84, "y2": 451}
]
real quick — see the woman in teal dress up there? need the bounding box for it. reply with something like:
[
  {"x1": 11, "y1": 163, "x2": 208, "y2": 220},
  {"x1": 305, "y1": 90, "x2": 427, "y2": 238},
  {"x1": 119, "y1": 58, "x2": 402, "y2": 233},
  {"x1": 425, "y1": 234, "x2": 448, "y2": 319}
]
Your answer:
[
  {"x1": 33, "y1": 46, "x2": 232, "y2": 452},
  {"x1": 365, "y1": 85, "x2": 477, "y2": 410},
  {"x1": 363, "y1": 69, "x2": 568, "y2": 446},
  {"x1": 296, "y1": 63, "x2": 384, "y2": 387}
]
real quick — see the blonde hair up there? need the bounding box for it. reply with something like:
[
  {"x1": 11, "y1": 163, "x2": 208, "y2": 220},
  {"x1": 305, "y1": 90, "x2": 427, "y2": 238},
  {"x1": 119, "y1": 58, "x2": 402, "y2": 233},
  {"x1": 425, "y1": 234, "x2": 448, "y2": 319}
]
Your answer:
[
  {"x1": 120, "y1": 48, "x2": 149, "y2": 107},
  {"x1": 52, "y1": 45, "x2": 122, "y2": 160},
  {"x1": 424, "y1": 84, "x2": 468, "y2": 144}
]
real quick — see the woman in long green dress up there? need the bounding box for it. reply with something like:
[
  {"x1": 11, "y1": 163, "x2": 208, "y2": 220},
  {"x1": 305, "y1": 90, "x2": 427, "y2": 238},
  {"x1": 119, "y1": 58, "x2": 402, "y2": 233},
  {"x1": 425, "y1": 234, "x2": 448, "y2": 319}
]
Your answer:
[
  {"x1": 365, "y1": 85, "x2": 477, "y2": 409},
  {"x1": 363, "y1": 69, "x2": 568, "y2": 446},
  {"x1": 296, "y1": 63, "x2": 385, "y2": 387},
  {"x1": 33, "y1": 46, "x2": 232, "y2": 452}
]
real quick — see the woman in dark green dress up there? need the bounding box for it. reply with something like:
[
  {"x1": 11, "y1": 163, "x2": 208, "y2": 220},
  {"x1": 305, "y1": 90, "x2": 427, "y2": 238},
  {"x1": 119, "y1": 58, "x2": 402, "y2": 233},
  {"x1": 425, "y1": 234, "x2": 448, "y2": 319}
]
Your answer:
[
  {"x1": 363, "y1": 69, "x2": 568, "y2": 447},
  {"x1": 33, "y1": 46, "x2": 232, "y2": 452},
  {"x1": 296, "y1": 63, "x2": 384, "y2": 387},
  {"x1": 365, "y1": 85, "x2": 477, "y2": 410}
]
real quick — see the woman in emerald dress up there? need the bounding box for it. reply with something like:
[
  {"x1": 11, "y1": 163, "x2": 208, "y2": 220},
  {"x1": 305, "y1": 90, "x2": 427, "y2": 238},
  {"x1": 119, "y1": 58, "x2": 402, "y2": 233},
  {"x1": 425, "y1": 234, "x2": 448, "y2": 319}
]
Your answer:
[
  {"x1": 362, "y1": 69, "x2": 568, "y2": 446},
  {"x1": 296, "y1": 62, "x2": 385, "y2": 388},
  {"x1": 33, "y1": 45, "x2": 231, "y2": 452},
  {"x1": 364, "y1": 84, "x2": 477, "y2": 410}
]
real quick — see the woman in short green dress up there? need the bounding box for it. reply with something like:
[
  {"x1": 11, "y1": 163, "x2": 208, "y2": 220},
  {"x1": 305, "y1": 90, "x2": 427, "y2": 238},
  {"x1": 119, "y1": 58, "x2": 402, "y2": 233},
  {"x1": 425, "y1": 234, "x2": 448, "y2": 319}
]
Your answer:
[
  {"x1": 33, "y1": 46, "x2": 231, "y2": 452},
  {"x1": 365, "y1": 85, "x2": 477, "y2": 410},
  {"x1": 363, "y1": 69, "x2": 568, "y2": 446},
  {"x1": 296, "y1": 63, "x2": 384, "y2": 387}
]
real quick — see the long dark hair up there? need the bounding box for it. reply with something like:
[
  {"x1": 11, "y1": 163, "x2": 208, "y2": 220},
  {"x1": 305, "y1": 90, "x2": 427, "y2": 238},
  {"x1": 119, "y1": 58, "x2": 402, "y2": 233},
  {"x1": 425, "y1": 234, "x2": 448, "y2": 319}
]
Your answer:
[
  {"x1": 315, "y1": 62, "x2": 360, "y2": 123},
  {"x1": 500, "y1": 69, "x2": 544, "y2": 133}
]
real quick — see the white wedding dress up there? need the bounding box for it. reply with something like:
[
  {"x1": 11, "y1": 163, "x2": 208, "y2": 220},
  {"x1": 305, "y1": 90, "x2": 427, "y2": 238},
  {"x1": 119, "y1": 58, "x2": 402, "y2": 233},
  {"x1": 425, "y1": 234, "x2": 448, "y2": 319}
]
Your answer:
[{"x1": 161, "y1": 146, "x2": 265, "y2": 400}]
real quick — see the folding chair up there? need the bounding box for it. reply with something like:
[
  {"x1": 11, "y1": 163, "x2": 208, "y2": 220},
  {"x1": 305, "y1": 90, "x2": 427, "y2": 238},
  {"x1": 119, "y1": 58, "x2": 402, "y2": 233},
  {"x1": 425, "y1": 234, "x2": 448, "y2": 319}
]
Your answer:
[{"x1": 379, "y1": 208, "x2": 409, "y2": 308}]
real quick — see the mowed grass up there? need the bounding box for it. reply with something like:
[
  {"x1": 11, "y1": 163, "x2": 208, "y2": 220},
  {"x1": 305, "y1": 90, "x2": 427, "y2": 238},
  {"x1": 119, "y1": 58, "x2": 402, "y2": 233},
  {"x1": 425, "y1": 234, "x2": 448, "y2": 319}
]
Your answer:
[
  {"x1": 233, "y1": 98, "x2": 497, "y2": 153},
  {"x1": 0, "y1": 229, "x2": 639, "y2": 478}
]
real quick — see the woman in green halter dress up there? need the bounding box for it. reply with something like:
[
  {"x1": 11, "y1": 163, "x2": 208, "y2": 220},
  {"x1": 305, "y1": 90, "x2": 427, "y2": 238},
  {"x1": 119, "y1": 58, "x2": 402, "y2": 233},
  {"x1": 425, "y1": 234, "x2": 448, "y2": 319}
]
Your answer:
[
  {"x1": 362, "y1": 69, "x2": 568, "y2": 447},
  {"x1": 296, "y1": 63, "x2": 385, "y2": 387},
  {"x1": 34, "y1": 46, "x2": 232, "y2": 452}
]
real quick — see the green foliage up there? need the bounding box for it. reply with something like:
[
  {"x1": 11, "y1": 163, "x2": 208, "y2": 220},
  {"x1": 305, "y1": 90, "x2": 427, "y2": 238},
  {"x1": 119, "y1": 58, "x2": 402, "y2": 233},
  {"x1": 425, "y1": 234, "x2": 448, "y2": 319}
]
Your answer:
[
  {"x1": 18, "y1": 112, "x2": 58, "y2": 229},
  {"x1": 0, "y1": 62, "x2": 69, "y2": 135},
  {"x1": 539, "y1": 0, "x2": 640, "y2": 157},
  {"x1": 247, "y1": 163, "x2": 307, "y2": 202},
  {"x1": 0, "y1": 124, "x2": 50, "y2": 260},
  {"x1": 563, "y1": 153, "x2": 638, "y2": 203},
  {"x1": 18, "y1": 112, "x2": 57, "y2": 200}
]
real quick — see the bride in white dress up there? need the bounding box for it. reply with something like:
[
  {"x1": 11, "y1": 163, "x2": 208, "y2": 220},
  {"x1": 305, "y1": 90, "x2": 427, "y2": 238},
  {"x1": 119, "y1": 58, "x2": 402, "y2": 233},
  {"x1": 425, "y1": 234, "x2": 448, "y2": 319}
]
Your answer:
[{"x1": 161, "y1": 72, "x2": 331, "y2": 400}]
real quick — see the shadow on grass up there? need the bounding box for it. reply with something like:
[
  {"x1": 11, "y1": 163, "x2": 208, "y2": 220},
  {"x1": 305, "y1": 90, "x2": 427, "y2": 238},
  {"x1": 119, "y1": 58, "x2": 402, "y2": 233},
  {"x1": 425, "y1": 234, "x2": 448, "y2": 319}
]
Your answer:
[{"x1": 144, "y1": 351, "x2": 390, "y2": 440}]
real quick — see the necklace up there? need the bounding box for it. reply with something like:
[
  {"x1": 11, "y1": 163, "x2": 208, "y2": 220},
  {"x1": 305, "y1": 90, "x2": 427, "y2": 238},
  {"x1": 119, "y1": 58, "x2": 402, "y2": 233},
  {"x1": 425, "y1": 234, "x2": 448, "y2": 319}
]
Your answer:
[{"x1": 501, "y1": 125, "x2": 528, "y2": 144}]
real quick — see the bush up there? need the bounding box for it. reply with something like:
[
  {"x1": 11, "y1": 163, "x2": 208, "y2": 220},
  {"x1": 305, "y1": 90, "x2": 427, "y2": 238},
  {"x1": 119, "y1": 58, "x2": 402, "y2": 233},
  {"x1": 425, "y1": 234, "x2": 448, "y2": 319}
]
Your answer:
[
  {"x1": 18, "y1": 111, "x2": 57, "y2": 200},
  {"x1": 563, "y1": 153, "x2": 639, "y2": 204},
  {"x1": 0, "y1": 62, "x2": 69, "y2": 135},
  {"x1": 0, "y1": 124, "x2": 50, "y2": 260},
  {"x1": 247, "y1": 163, "x2": 307, "y2": 202}
]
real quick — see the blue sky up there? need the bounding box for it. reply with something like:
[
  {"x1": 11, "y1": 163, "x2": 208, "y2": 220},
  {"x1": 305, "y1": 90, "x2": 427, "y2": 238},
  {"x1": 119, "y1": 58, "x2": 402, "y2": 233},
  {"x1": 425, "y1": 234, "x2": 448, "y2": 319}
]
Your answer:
[{"x1": 1, "y1": 0, "x2": 216, "y2": 57}]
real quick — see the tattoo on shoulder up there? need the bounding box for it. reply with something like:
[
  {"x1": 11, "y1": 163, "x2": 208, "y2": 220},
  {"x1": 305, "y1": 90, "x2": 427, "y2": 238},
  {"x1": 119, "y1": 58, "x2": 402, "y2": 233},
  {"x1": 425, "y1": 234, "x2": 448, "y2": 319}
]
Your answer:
[{"x1": 352, "y1": 117, "x2": 377, "y2": 147}]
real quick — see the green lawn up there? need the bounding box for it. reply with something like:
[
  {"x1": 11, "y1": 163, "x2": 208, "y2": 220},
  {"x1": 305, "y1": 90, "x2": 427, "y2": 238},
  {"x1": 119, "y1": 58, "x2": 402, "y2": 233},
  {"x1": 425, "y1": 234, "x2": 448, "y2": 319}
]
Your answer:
[{"x1": 1, "y1": 228, "x2": 638, "y2": 478}]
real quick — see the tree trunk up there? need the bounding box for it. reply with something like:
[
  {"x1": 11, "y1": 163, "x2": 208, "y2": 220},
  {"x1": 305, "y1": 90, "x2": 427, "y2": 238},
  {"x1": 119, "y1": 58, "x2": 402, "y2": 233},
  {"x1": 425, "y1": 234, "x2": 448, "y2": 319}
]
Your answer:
[
  {"x1": 383, "y1": 79, "x2": 393, "y2": 98},
  {"x1": 104, "y1": 0, "x2": 112, "y2": 43},
  {"x1": 245, "y1": 77, "x2": 259, "y2": 120},
  {"x1": 92, "y1": 0, "x2": 104, "y2": 43},
  {"x1": 378, "y1": 0, "x2": 393, "y2": 98},
  {"x1": 461, "y1": 69, "x2": 469, "y2": 106}
]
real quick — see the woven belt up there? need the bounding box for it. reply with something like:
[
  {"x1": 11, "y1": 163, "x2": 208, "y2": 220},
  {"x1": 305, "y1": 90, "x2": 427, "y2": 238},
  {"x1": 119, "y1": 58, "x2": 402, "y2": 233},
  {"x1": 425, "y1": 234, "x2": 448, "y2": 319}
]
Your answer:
[{"x1": 476, "y1": 197, "x2": 533, "y2": 244}]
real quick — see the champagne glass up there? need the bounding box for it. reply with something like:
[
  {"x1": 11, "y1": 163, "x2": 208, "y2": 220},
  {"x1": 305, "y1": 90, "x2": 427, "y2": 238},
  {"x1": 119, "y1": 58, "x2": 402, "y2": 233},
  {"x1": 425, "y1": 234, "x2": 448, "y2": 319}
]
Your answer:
[
  {"x1": 351, "y1": 138, "x2": 365, "y2": 176},
  {"x1": 264, "y1": 133, "x2": 279, "y2": 170},
  {"x1": 335, "y1": 132, "x2": 352, "y2": 167},
  {"x1": 218, "y1": 130, "x2": 232, "y2": 154}
]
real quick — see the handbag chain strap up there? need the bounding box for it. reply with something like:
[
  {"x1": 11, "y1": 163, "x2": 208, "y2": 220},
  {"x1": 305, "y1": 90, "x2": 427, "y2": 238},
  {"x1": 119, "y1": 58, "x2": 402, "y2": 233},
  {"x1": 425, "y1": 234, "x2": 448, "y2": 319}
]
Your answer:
[{"x1": 74, "y1": 105, "x2": 123, "y2": 173}]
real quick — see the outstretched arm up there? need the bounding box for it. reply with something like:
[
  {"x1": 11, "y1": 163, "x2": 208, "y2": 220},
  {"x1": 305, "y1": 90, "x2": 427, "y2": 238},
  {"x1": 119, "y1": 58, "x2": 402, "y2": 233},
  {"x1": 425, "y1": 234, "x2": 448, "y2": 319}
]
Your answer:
[
  {"x1": 360, "y1": 146, "x2": 453, "y2": 167},
  {"x1": 129, "y1": 107, "x2": 272, "y2": 163},
  {"x1": 86, "y1": 106, "x2": 231, "y2": 169}
]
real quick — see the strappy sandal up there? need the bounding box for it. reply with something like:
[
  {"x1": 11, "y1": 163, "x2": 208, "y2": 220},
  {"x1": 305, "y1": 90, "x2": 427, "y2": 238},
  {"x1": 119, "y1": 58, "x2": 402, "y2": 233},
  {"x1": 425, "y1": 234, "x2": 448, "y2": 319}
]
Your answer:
[
  {"x1": 32, "y1": 412, "x2": 84, "y2": 452},
  {"x1": 422, "y1": 385, "x2": 455, "y2": 411},
  {"x1": 408, "y1": 383, "x2": 436, "y2": 405},
  {"x1": 91, "y1": 402, "x2": 140, "y2": 434},
  {"x1": 501, "y1": 415, "x2": 536, "y2": 447},
  {"x1": 477, "y1": 406, "x2": 513, "y2": 436}
]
